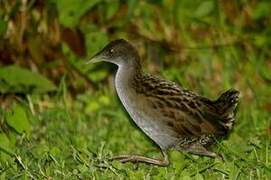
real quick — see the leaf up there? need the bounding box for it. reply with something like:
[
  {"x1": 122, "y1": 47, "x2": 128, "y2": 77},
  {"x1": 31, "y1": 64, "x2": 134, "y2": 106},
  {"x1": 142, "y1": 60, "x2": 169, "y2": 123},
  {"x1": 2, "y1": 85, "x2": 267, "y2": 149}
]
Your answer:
[
  {"x1": 252, "y1": 1, "x2": 271, "y2": 20},
  {"x1": 0, "y1": 9, "x2": 7, "y2": 37},
  {"x1": 98, "y1": 95, "x2": 110, "y2": 106},
  {"x1": 194, "y1": 1, "x2": 214, "y2": 18},
  {"x1": 87, "y1": 69, "x2": 108, "y2": 83},
  {"x1": 127, "y1": 0, "x2": 139, "y2": 19},
  {"x1": 27, "y1": 36, "x2": 44, "y2": 64},
  {"x1": 6, "y1": 104, "x2": 31, "y2": 135},
  {"x1": 105, "y1": 0, "x2": 120, "y2": 20},
  {"x1": 0, "y1": 19, "x2": 7, "y2": 37},
  {"x1": 0, "y1": 133, "x2": 12, "y2": 154},
  {"x1": 0, "y1": 133, "x2": 13, "y2": 162},
  {"x1": 55, "y1": 0, "x2": 102, "y2": 27},
  {"x1": 194, "y1": 173, "x2": 204, "y2": 180},
  {"x1": 85, "y1": 101, "x2": 100, "y2": 113},
  {"x1": 85, "y1": 31, "x2": 108, "y2": 57},
  {"x1": 0, "y1": 65, "x2": 56, "y2": 94}
]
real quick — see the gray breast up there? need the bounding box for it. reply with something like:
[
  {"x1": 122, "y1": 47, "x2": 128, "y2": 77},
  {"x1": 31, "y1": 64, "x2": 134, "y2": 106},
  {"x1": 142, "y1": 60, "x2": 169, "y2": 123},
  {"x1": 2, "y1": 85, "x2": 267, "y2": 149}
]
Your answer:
[{"x1": 115, "y1": 71, "x2": 178, "y2": 149}]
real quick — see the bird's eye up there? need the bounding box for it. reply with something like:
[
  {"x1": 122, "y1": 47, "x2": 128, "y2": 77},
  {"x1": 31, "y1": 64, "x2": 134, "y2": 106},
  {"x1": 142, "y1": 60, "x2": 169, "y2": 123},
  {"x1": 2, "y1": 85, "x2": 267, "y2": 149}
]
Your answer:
[{"x1": 109, "y1": 48, "x2": 114, "y2": 53}]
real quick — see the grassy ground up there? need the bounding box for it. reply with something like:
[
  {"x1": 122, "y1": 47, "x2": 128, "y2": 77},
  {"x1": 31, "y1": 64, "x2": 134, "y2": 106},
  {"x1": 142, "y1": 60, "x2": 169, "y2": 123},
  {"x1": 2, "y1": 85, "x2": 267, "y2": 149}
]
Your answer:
[
  {"x1": 1, "y1": 1, "x2": 271, "y2": 179},
  {"x1": 1, "y1": 49, "x2": 271, "y2": 179}
]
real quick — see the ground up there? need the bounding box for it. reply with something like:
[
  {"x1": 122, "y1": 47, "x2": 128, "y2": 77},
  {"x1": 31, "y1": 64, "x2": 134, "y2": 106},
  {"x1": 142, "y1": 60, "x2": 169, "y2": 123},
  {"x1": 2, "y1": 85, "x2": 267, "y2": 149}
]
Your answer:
[{"x1": 0, "y1": 1, "x2": 271, "y2": 179}]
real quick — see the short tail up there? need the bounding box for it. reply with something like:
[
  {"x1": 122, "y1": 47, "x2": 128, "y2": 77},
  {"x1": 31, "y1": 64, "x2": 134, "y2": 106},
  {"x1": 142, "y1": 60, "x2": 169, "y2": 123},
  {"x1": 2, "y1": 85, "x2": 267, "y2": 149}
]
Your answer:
[{"x1": 214, "y1": 89, "x2": 240, "y2": 131}]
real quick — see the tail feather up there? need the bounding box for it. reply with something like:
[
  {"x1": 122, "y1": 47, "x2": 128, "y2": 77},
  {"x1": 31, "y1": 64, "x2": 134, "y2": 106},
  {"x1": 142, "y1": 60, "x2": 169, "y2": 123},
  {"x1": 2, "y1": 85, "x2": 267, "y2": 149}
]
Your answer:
[{"x1": 215, "y1": 89, "x2": 240, "y2": 130}]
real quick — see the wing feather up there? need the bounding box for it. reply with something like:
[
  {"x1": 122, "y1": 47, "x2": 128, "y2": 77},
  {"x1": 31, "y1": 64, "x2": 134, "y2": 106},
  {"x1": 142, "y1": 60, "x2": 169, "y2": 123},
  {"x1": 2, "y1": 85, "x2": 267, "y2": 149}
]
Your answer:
[{"x1": 134, "y1": 73, "x2": 227, "y2": 138}]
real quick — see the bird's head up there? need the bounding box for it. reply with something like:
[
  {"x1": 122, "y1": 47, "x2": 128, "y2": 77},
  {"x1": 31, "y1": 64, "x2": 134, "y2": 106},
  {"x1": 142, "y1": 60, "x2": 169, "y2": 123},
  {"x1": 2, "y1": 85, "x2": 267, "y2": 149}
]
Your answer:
[{"x1": 86, "y1": 39, "x2": 140, "y2": 67}]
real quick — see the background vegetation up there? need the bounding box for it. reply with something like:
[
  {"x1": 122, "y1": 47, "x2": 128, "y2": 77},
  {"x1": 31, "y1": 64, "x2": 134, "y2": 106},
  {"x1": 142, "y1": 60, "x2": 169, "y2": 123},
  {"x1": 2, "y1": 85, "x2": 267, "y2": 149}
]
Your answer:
[{"x1": 0, "y1": 0, "x2": 270, "y2": 179}]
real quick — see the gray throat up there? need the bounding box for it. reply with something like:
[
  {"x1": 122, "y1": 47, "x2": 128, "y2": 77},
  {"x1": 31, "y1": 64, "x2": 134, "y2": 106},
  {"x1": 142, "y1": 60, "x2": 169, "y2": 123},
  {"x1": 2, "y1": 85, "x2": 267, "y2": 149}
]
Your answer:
[
  {"x1": 114, "y1": 58, "x2": 145, "y2": 129},
  {"x1": 115, "y1": 61, "x2": 138, "y2": 105}
]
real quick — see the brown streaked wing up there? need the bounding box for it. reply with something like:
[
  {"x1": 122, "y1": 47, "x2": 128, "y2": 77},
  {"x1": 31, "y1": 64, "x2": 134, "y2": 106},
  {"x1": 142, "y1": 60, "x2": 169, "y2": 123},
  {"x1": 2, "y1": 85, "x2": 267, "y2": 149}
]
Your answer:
[
  {"x1": 134, "y1": 74, "x2": 197, "y2": 97},
  {"x1": 136, "y1": 74, "x2": 227, "y2": 138}
]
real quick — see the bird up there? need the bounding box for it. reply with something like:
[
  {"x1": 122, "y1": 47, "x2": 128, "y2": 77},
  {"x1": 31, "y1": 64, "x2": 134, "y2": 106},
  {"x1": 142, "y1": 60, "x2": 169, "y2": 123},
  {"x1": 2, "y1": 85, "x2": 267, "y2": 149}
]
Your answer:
[{"x1": 86, "y1": 39, "x2": 240, "y2": 166}]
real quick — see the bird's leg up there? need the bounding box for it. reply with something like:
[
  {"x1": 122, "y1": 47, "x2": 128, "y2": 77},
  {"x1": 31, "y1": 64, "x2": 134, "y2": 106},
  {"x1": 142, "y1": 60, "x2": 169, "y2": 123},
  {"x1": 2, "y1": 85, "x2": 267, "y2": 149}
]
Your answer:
[{"x1": 110, "y1": 150, "x2": 169, "y2": 166}]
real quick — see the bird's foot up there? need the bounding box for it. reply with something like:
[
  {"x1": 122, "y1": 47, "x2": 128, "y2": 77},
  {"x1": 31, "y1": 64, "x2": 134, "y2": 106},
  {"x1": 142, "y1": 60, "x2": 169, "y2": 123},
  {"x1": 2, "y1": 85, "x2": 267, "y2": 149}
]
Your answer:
[
  {"x1": 109, "y1": 150, "x2": 169, "y2": 166},
  {"x1": 178, "y1": 143, "x2": 218, "y2": 157}
]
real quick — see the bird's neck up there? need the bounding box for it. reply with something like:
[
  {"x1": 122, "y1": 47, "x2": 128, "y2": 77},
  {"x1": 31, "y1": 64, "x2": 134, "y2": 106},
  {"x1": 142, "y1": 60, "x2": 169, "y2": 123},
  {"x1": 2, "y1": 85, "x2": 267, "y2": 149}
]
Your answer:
[{"x1": 115, "y1": 57, "x2": 142, "y2": 95}]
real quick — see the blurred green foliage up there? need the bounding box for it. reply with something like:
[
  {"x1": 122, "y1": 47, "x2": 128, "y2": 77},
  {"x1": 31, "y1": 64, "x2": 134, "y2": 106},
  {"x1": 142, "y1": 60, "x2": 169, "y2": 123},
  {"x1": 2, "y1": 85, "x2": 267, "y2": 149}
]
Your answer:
[
  {"x1": 0, "y1": 65, "x2": 56, "y2": 93},
  {"x1": 6, "y1": 104, "x2": 31, "y2": 135},
  {"x1": 0, "y1": 0, "x2": 270, "y2": 179},
  {"x1": 55, "y1": 0, "x2": 102, "y2": 28}
]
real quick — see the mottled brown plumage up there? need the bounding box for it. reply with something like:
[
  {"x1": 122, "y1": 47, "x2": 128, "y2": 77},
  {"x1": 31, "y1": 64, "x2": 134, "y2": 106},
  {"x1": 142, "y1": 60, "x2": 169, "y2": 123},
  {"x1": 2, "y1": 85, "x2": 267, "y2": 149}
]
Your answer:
[{"x1": 87, "y1": 39, "x2": 240, "y2": 166}]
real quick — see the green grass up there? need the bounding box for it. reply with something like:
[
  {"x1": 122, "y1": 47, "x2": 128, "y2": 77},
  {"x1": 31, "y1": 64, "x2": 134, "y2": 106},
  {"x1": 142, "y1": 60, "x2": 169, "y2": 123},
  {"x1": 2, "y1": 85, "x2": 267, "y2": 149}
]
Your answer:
[
  {"x1": 1, "y1": 57, "x2": 270, "y2": 179},
  {"x1": 1, "y1": 1, "x2": 271, "y2": 179}
]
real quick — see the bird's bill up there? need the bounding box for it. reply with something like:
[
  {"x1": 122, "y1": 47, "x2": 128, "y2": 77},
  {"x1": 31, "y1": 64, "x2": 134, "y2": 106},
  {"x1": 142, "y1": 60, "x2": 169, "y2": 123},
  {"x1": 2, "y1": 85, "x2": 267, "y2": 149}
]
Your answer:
[{"x1": 85, "y1": 52, "x2": 103, "y2": 64}]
